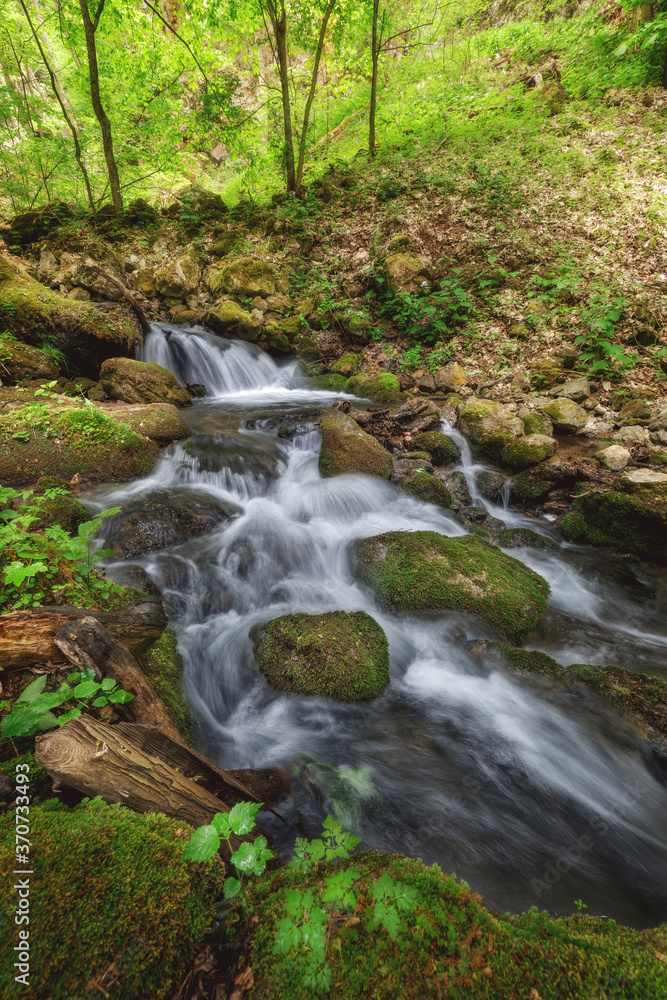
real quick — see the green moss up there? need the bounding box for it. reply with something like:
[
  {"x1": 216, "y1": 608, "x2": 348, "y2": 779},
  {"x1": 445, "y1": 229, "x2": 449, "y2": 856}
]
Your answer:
[
  {"x1": 245, "y1": 850, "x2": 667, "y2": 1000},
  {"x1": 559, "y1": 511, "x2": 587, "y2": 541},
  {"x1": 140, "y1": 629, "x2": 193, "y2": 740},
  {"x1": 252, "y1": 610, "x2": 390, "y2": 702},
  {"x1": 489, "y1": 642, "x2": 564, "y2": 677},
  {"x1": 512, "y1": 463, "x2": 561, "y2": 503},
  {"x1": 312, "y1": 373, "x2": 350, "y2": 392},
  {"x1": 348, "y1": 372, "x2": 402, "y2": 405},
  {"x1": 572, "y1": 490, "x2": 667, "y2": 563},
  {"x1": 332, "y1": 354, "x2": 361, "y2": 376},
  {"x1": 0, "y1": 752, "x2": 52, "y2": 803},
  {"x1": 354, "y1": 531, "x2": 550, "y2": 641},
  {"x1": 498, "y1": 528, "x2": 559, "y2": 551},
  {"x1": 402, "y1": 472, "x2": 455, "y2": 509},
  {"x1": 500, "y1": 436, "x2": 555, "y2": 469},
  {"x1": 409, "y1": 430, "x2": 460, "y2": 464},
  {"x1": 0, "y1": 798, "x2": 224, "y2": 1000},
  {"x1": 319, "y1": 408, "x2": 393, "y2": 480},
  {"x1": 28, "y1": 492, "x2": 90, "y2": 533}
]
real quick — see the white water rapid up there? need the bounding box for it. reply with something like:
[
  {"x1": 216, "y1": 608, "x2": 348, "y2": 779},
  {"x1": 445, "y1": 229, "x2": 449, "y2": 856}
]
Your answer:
[{"x1": 89, "y1": 324, "x2": 667, "y2": 926}]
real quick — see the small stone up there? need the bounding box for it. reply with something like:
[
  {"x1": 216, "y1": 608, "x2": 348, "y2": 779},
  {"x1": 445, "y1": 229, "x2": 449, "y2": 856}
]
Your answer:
[
  {"x1": 618, "y1": 398, "x2": 651, "y2": 423},
  {"x1": 547, "y1": 377, "x2": 590, "y2": 402},
  {"x1": 594, "y1": 445, "x2": 631, "y2": 471},
  {"x1": 540, "y1": 398, "x2": 587, "y2": 433},
  {"x1": 434, "y1": 362, "x2": 467, "y2": 393},
  {"x1": 66, "y1": 287, "x2": 91, "y2": 301},
  {"x1": 648, "y1": 408, "x2": 667, "y2": 432},
  {"x1": 613, "y1": 425, "x2": 649, "y2": 446}
]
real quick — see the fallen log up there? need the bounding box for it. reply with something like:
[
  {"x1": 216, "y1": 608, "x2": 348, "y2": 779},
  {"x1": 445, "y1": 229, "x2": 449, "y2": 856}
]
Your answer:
[
  {"x1": 83, "y1": 257, "x2": 151, "y2": 333},
  {"x1": 35, "y1": 716, "x2": 248, "y2": 855},
  {"x1": 0, "y1": 599, "x2": 166, "y2": 670},
  {"x1": 54, "y1": 616, "x2": 183, "y2": 744}
]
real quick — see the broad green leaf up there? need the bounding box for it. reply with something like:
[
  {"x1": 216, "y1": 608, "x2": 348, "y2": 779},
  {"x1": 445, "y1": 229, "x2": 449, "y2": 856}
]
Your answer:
[
  {"x1": 183, "y1": 825, "x2": 220, "y2": 862},
  {"x1": 15, "y1": 675, "x2": 47, "y2": 704},
  {"x1": 223, "y1": 876, "x2": 242, "y2": 899},
  {"x1": 73, "y1": 681, "x2": 100, "y2": 699},
  {"x1": 228, "y1": 800, "x2": 262, "y2": 835}
]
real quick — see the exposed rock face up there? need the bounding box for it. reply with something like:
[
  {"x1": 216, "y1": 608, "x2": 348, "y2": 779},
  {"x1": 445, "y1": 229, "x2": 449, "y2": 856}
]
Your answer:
[
  {"x1": 207, "y1": 257, "x2": 277, "y2": 299},
  {"x1": 354, "y1": 531, "x2": 550, "y2": 641},
  {"x1": 155, "y1": 248, "x2": 201, "y2": 298},
  {"x1": 71, "y1": 250, "x2": 126, "y2": 300},
  {"x1": 383, "y1": 251, "x2": 431, "y2": 295},
  {"x1": 205, "y1": 300, "x2": 261, "y2": 341},
  {"x1": 100, "y1": 358, "x2": 191, "y2": 406},
  {"x1": 540, "y1": 397, "x2": 587, "y2": 433},
  {"x1": 318, "y1": 408, "x2": 393, "y2": 479},
  {"x1": 457, "y1": 398, "x2": 525, "y2": 461},
  {"x1": 251, "y1": 610, "x2": 390, "y2": 701},
  {"x1": 595, "y1": 445, "x2": 631, "y2": 471},
  {"x1": 434, "y1": 362, "x2": 467, "y2": 392}
]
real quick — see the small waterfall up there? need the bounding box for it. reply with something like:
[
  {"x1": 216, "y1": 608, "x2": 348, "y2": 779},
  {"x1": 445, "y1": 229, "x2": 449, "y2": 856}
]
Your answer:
[{"x1": 90, "y1": 330, "x2": 667, "y2": 927}]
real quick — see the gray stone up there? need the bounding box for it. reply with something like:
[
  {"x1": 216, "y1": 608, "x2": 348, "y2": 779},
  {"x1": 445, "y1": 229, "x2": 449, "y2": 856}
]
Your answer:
[
  {"x1": 547, "y1": 377, "x2": 590, "y2": 402},
  {"x1": 594, "y1": 445, "x2": 631, "y2": 471},
  {"x1": 540, "y1": 397, "x2": 587, "y2": 433}
]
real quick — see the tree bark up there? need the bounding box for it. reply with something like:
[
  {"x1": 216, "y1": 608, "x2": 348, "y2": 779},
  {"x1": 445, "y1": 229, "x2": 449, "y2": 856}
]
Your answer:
[
  {"x1": 35, "y1": 716, "x2": 250, "y2": 855},
  {"x1": 266, "y1": 0, "x2": 297, "y2": 193},
  {"x1": 369, "y1": 0, "x2": 380, "y2": 159},
  {"x1": 78, "y1": 0, "x2": 123, "y2": 211},
  {"x1": 295, "y1": 0, "x2": 336, "y2": 195},
  {"x1": 53, "y1": 616, "x2": 183, "y2": 743},
  {"x1": 0, "y1": 600, "x2": 166, "y2": 670},
  {"x1": 83, "y1": 258, "x2": 151, "y2": 331}
]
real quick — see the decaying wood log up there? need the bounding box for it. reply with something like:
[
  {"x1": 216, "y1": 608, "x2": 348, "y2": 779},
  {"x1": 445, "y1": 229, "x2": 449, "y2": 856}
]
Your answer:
[
  {"x1": 83, "y1": 257, "x2": 151, "y2": 333},
  {"x1": 114, "y1": 723, "x2": 291, "y2": 811},
  {"x1": 0, "y1": 600, "x2": 166, "y2": 670},
  {"x1": 54, "y1": 616, "x2": 183, "y2": 744},
  {"x1": 35, "y1": 716, "x2": 248, "y2": 855}
]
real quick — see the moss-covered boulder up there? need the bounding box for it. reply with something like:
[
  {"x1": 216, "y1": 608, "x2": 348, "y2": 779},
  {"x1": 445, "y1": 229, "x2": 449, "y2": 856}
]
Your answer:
[
  {"x1": 354, "y1": 531, "x2": 549, "y2": 640},
  {"x1": 512, "y1": 457, "x2": 579, "y2": 504},
  {"x1": 205, "y1": 299, "x2": 261, "y2": 341},
  {"x1": 105, "y1": 402, "x2": 190, "y2": 442},
  {"x1": 319, "y1": 408, "x2": 393, "y2": 479},
  {"x1": 498, "y1": 527, "x2": 559, "y2": 551},
  {"x1": 252, "y1": 610, "x2": 390, "y2": 701},
  {"x1": 540, "y1": 397, "x2": 587, "y2": 433},
  {"x1": 408, "y1": 430, "x2": 460, "y2": 464},
  {"x1": 26, "y1": 490, "x2": 90, "y2": 534},
  {"x1": 458, "y1": 398, "x2": 525, "y2": 462},
  {"x1": 103, "y1": 488, "x2": 242, "y2": 557},
  {"x1": 562, "y1": 477, "x2": 667, "y2": 563},
  {"x1": 100, "y1": 357, "x2": 191, "y2": 406},
  {"x1": 0, "y1": 798, "x2": 224, "y2": 1000},
  {"x1": 402, "y1": 472, "x2": 455, "y2": 509},
  {"x1": 245, "y1": 849, "x2": 667, "y2": 1000},
  {"x1": 207, "y1": 256, "x2": 277, "y2": 299},
  {"x1": 155, "y1": 247, "x2": 201, "y2": 298},
  {"x1": 332, "y1": 354, "x2": 361, "y2": 377},
  {"x1": 0, "y1": 394, "x2": 157, "y2": 483},
  {"x1": 348, "y1": 372, "x2": 402, "y2": 405},
  {"x1": 140, "y1": 628, "x2": 192, "y2": 740},
  {"x1": 383, "y1": 251, "x2": 431, "y2": 295},
  {"x1": 501, "y1": 434, "x2": 557, "y2": 469},
  {"x1": 0, "y1": 337, "x2": 59, "y2": 383},
  {"x1": 0, "y1": 254, "x2": 142, "y2": 377},
  {"x1": 520, "y1": 410, "x2": 554, "y2": 437}
]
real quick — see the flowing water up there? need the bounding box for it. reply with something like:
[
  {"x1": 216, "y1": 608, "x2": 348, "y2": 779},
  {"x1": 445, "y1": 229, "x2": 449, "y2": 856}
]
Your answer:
[{"x1": 89, "y1": 324, "x2": 667, "y2": 927}]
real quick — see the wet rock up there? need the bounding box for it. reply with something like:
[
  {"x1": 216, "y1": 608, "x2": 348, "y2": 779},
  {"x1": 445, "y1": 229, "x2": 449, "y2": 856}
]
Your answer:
[
  {"x1": 389, "y1": 398, "x2": 441, "y2": 435},
  {"x1": 546, "y1": 377, "x2": 590, "y2": 402},
  {"x1": 383, "y1": 251, "x2": 431, "y2": 295},
  {"x1": 319, "y1": 408, "x2": 393, "y2": 479},
  {"x1": 354, "y1": 531, "x2": 549, "y2": 641},
  {"x1": 408, "y1": 430, "x2": 460, "y2": 465},
  {"x1": 155, "y1": 247, "x2": 201, "y2": 298},
  {"x1": 512, "y1": 457, "x2": 579, "y2": 504},
  {"x1": 475, "y1": 470, "x2": 505, "y2": 502},
  {"x1": 595, "y1": 445, "x2": 631, "y2": 471},
  {"x1": 498, "y1": 527, "x2": 559, "y2": 551},
  {"x1": 402, "y1": 472, "x2": 455, "y2": 509},
  {"x1": 434, "y1": 362, "x2": 467, "y2": 393},
  {"x1": 391, "y1": 456, "x2": 434, "y2": 481},
  {"x1": 205, "y1": 300, "x2": 261, "y2": 341},
  {"x1": 100, "y1": 357, "x2": 191, "y2": 406},
  {"x1": 501, "y1": 434, "x2": 557, "y2": 469},
  {"x1": 457, "y1": 398, "x2": 525, "y2": 462},
  {"x1": 104, "y1": 488, "x2": 242, "y2": 558},
  {"x1": 348, "y1": 372, "x2": 402, "y2": 405},
  {"x1": 540, "y1": 397, "x2": 587, "y2": 433},
  {"x1": 252, "y1": 610, "x2": 390, "y2": 701}
]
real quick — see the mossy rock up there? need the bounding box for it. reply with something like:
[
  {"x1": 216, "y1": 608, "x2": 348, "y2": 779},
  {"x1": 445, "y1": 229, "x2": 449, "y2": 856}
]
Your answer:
[
  {"x1": 498, "y1": 528, "x2": 559, "y2": 551},
  {"x1": 205, "y1": 300, "x2": 261, "y2": 341},
  {"x1": 140, "y1": 628, "x2": 192, "y2": 740},
  {"x1": 0, "y1": 338, "x2": 59, "y2": 384},
  {"x1": 0, "y1": 397, "x2": 157, "y2": 484},
  {"x1": 512, "y1": 458, "x2": 579, "y2": 504},
  {"x1": 332, "y1": 354, "x2": 361, "y2": 377},
  {"x1": 245, "y1": 849, "x2": 667, "y2": 1000},
  {"x1": 252, "y1": 610, "x2": 390, "y2": 701},
  {"x1": 408, "y1": 430, "x2": 460, "y2": 465},
  {"x1": 540, "y1": 397, "x2": 587, "y2": 433},
  {"x1": 294, "y1": 333, "x2": 322, "y2": 359},
  {"x1": 354, "y1": 531, "x2": 549, "y2": 641},
  {"x1": 458, "y1": 398, "x2": 525, "y2": 462},
  {"x1": 348, "y1": 372, "x2": 402, "y2": 405},
  {"x1": 383, "y1": 251, "x2": 431, "y2": 295},
  {"x1": 105, "y1": 402, "x2": 190, "y2": 442},
  {"x1": 521, "y1": 411, "x2": 554, "y2": 437},
  {"x1": 208, "y1": 256, "x2": 277, "y2": 298},
  {"x1": 312, "y1": 373, "x2": 350, "y2": 392},
  {"x1": 154, "y1": 247, "x2": 202, "y2": 298},
  {"x1": 319, "y1": 408, "x2": 393, "y2": 479},
  {"x1": 28, "y1": 491, "x2": 90, "y2": 534},
  {"x1": 500, "y1": 435, "x2": 557, "y2": 470},
  {"x1": 0, "y1": 798, "x2": 224, "y2": 1000},
  {"x1": 402, "y1": 472, "x2": 455, "y2": 509},
  {"x1": 567, "y1": 489, "x2": 667, "y2": 563},
  {"x1": 0, "y1": 752, "x2": 52, "y2": 803},
  {"x1": 100, "y1": 357, "x2": 191, "y2": 406}
]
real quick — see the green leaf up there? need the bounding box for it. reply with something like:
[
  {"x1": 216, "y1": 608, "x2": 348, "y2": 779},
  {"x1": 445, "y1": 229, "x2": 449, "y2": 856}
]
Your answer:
[
  {"x1": 108, "y1": 689, "x2": 134, "y2": 704},
  {"x1": 223, "y1": 876, "x2": 242, "y2": 900},
  {"x1": 227, "y1": 800, "x2": 262, "y2": 835},
  {"x1": 15, "y1": 675, "x2": 47, "y2": 704},
  {"x1": 73, "y1": 681, "x2": 100, "y2": 699},
  {"x1": 58, "y1": 708, "x2": 82, "y2": 725},
  {"x1": 614, "y1": 42, "x2": 627, "y2": 56},
  {"x1": 91, "y1": 696, "x2": 108, "y2": 708},
  {"x1": 183, "y1": 825, "x2": 220, "y2": 862},
  {"x1": 101, "y1": 677, "x2": 117, "y2": 691},
  {"x1": 211, "y1": 812, "x2": 232, "y2": 838}
]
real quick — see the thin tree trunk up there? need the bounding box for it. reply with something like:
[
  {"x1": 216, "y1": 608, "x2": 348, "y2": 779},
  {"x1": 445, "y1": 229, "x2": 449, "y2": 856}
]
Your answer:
[
  {"x1": 369, "y1": 0, "x2": 380, "y2": 159},
  {"x1": 295, "y1": 0, "x2": 336, "y2": 195},
  {"x1": 18, "y1": 0, "x2": 97, "y2": 214},
  {"x1": 266, "y1": 0, "x2": 296, "y2": 193},
  {"x1": 78, "y1": 0, "x2": 123, "y2": 212},
  {"x1": 29, "y1": 0, "x2": 77, "y2": 118}
]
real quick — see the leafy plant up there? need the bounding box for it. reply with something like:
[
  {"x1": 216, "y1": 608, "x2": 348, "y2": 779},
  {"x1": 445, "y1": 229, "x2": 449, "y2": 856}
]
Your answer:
[
  {"x1": 382, "y1": 277, "x2": 474, "y2": 345},
  {"x1": 575, "y1": 294, "x2": 637, "y2": 378},
  {"x1": 0, "y1": 669, "x2": 133, "y2": 741}
]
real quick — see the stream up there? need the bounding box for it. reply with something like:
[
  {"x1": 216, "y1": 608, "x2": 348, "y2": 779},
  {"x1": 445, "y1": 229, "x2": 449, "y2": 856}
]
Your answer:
[{"x1": 89, "y1": 323, "x2": 667, "y2": 927}]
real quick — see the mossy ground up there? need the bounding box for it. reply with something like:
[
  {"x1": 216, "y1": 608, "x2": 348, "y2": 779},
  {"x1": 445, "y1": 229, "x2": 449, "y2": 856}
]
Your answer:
[
  {"x1": 245, "y1": 851, "x2": 667, "y2": 1000},
  {"x1": 252, "y1": 610, "x2": 390, "y2": 702},
  {"x1": 355, "y1": 531, "x2": 550, "y2": 642},
  {"x1": 0, "y1": 798, "x2": 224, "y2": 1000},
  {"x1": 140, "y1": 628, "x2": 193, "y2": 740}
]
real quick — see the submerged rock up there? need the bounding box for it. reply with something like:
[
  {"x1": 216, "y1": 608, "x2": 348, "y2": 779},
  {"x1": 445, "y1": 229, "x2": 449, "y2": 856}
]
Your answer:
[
  {"x1": 251, "y1": 610, "x2": 390, "y2": 701},
  {"x1": 319, "y1": 408, "x2": 393, "y2": 479},
  {"x1": 354, "y1": 531, "x2": 549, "y2": 641},
  {"x1": 100, "y1": 357, "x2": 191, "y2": 406},
  {"x1": 498, "y1": 527, "x2": 559, "y2": 551}
]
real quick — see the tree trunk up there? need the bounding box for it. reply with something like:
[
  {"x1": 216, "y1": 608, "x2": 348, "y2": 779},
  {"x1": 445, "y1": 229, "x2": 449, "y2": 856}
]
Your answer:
[
  {"x1": 83, "y1": 258, "x2": 150, "y2": 331},
  {"x1": 78, "y1": 0, "x2": 123, "y2": 211},
  {"x1": 35, "y1": 716, "x2": 250, "y2": 855},
  {"x1": 295, "y1": 0, "x2": 336, "y2": 195},
  {"x1": 0, "y1": 600, "x2": 165, "y2": 670},
  {"x1": 369, "y1": 0, "x2": 380, "y2": 159},
  {"x1": 267, "y1": 0, "x2": 297, "y2": 193},
  {"x1": 53, "y1": 616, "x2": 183, "y2": 743}
]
